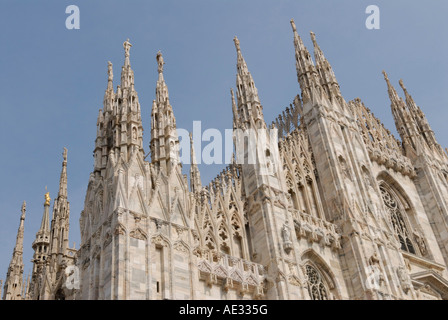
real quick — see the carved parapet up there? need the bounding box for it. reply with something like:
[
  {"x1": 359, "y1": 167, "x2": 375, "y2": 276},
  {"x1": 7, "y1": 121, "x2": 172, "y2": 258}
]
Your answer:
[
  {"x1": 292, "y1": 209, "x2": 341, "y2": 250},
  {"x1": 223, "y1": 277, "x2": 234, "y2": 292},
  {"x1": 197, "y1": 251, "x2": 266, "y2": 297},
  {"x1": 366, "y1": 144, "x2": 416, "y2": 177}
]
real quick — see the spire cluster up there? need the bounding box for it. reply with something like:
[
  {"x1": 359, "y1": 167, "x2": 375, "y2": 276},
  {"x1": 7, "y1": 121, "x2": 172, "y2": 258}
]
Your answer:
[
  {"x1": 290, "y1": 19, "x2": 344, "y2": 108},
  {"x1": 95, "y1": 39, "x2": 144, "y2": 175},
  {"x1": 3, "y1": 202, "x2": 26, "y2": 300},
  {"x1": 232, "y1": 36, "x2": 265, "y2": 130},
  {"x1": 150, "y1": 51, "x2": 180, "y2": 174},
  {"x1": 383, "y1": 72, "x2": 445, "y2": 159}
]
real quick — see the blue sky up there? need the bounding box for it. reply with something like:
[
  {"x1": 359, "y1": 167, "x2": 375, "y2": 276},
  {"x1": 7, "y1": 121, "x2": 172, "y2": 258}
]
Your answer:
[{"x1": 0, "y1": 0, "x2": 447, "y2": 284}]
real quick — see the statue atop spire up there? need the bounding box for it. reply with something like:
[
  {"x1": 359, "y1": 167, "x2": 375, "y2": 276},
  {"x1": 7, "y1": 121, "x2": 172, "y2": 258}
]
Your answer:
[
  {"x1": 151, "y1": 49, "x2": 180, "y2": 174},
  {"x1": 290, "y1": 19, "x2": 297, "y2": 32},
  {"x1": 310, "y1": 31, "x2": 317, "y2": 46},
  {"x1": 233, "y1": 36, "x2": 241, "y2": 52},
  {"x1": 21, "y1": 201, "x2": 26, "y2": 218},
  {"x1": 44, "y1": 192, "x2": 51, "y2": 206},
  {"x1": 123, "y1": 38, "x2": 132, "y2": 63},
  {"x1": 156, "y1": 51, "x2": 165, "y2": 74},
  {"x1": 107, "y1": 61, "x2": 113, "y2": 82}
]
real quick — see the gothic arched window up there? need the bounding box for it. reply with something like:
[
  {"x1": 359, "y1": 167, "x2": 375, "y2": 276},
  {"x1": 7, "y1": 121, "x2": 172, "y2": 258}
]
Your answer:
[
  {"x1": 380, "y1": 185, "x2": 416, "y2": 254},
  {"x1": 306, "y1": 265, "x2": 328, "y2": 300}
]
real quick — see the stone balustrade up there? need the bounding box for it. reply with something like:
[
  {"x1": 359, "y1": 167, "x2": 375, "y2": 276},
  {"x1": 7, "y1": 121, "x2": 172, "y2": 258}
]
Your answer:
[
  {"x1": 291, "y1": 209, "x2": 341, "y2": 250},
  {"x1": 196, "y1": 249, "x2": 265, "y2": 298}
]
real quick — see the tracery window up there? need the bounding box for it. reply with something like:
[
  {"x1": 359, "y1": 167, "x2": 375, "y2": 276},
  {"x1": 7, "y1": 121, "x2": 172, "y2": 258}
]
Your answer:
[
  {"x1": 306, "y1": 265, "x2": 328, "y2": 300},
  {"x1": 380, "y1": 185, "x2": 416, "y2": 254}
]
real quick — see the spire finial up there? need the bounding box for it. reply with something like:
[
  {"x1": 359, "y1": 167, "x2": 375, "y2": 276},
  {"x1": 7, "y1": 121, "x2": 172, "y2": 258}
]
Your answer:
[
  {"x1": 233, "y1": 36, "x2": 249, "y2": 75},
  {"x1": 44, "y1": 191, "x2": 51, "y2": 206},
  {"x1": 21, "y1": 201, "x2": 26, "y2": 219},
  {"x1": 310, "y1": 31, "x2": 316, "y2": 43},
  {"x1": 233, "y1": 36, "x2": 240, "y2": 52},
  {"x1": 398, "y1": 78, "x2": 411, "y2": 99},
  {"x1": 382, "y1": 70, "x2": 399, "y2": 100},
  {"x1": 382, "y1": 70, "x2": 390, "y2": 82},
  {"x1": 123, "y1": 38, "x2": 132, "y2": 66},
  {"x1": 107, "y1": 61, "x2": 113, "y2": 81},
  {"x1": 290, "y1": 19, "x2": 297, "y2": 32},
  {"x1": 156, "y1": 51, "x2": 165, "y2": 74},
  {"x1": 382, "y1": 70, "x2": 395, "y2": 95},
  {"x1": 123, "y1": 39, "x2": 132, "y2": 57},
  {"x1": 63, "y1": 147, "x2": 67, "y2": 162}
]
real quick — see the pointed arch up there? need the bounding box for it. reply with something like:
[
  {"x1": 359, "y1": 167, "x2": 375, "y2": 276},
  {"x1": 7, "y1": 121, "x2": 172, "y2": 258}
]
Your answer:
[
  {"x1": 217, "y1": 221, "x2": 230, "y2": 255},
  {"x1": 301, "y1": 249, "x2": 341, "y2": 300},
  {"x1": 377, "y1": 179, "x2": 418, "y2": 255},
  {"x1": 377, "y1": 171, "x2": 413, "y2": 210},
  {"x1": 203, "y1": 230, "x2": 217, "y2": 251},
  {"x1": 376, "y1": 171, "x2": 429, "y2": 254},
  {"x1": 230, "y1": 212, "x2": 243, "y2": 236}
]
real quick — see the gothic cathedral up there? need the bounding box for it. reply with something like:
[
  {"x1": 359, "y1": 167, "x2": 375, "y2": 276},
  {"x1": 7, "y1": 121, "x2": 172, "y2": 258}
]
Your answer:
[{"x1": 3, "y1": 20, "x2": 448, "y2": 300}]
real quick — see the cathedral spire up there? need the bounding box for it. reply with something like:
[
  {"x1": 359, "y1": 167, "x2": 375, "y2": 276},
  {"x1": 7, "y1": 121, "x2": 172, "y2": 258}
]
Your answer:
[
  {"x1": 30, "y1": 192, "x2": 51, "y2": 290},
  {"x1": 156, "y1": 51, "x2": 169, "y2": 103},
  {"x1": 189, "y1": 132, "x2": 202, "y2": 193},
  {"x1": 57, "y1": 148, "x2": 68, "y2": 199},
  {"x1": 121, "y1": 39, "x2": 135, "y2": 89},
  {"x1": 399, "y1": 79, "x2": 418, "y2": 112},
  {"x1": 123, "y1": 38, "x2": 132, "y2": 68},
  {"x1": 290, "y1": 19, "x2": 322, "y2": 103},
  {"x1": 230, "y1": 88, "x2": 239, "y2": 129},
  {"x1": 310, "y1": 31, "x2": 342, "y2": 101},
  {"x1": 383, "y1": 70, "x2": 401, "y2": 105},
  {"x1": 40, "y1": 192, "x2": 51, "y2": 233},
  {"x1": 383, "y1": 71, "x2": 420, "y2": 153},
  {"x1": 3, "y1": 201, "x2": 27, "y2": 300},
  {"x1": 234, "y1": 36, "x2": 249, "y2": 76},
  {"x1": 49, "y1": 148, "x2": 71, "y2": 264},
  {"x1": 151, "y1": 51, "x2": 180, "y2": 173},
  {"x1": 23, "y1": 272, "x2": 30, "y2": 300},
  {"x1": 233, "y1": 36, "x2": 265, "y2": 129},
  {"x1": 29, "y1": 192, "x2": 51, "y2": 301},
  {"x1": 103, "y1": 61, "x2": 114, "y2": 112},
  {"x1": 106, "y1": 61, "x2": 114, "y2": 92},
  {"x1": 399, "y1": 79, "x2": 444, "y2": 156}
]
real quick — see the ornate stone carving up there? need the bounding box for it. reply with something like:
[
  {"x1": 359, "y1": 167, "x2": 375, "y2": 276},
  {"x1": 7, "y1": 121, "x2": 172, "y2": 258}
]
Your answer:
[
  {"x1": 281, "y1": 223, "x2": 293, "y2": 254},
  {"x1": 413, "y1": 231, "x2": 428, "y2": 256},
  {"x1": 173, "y1": 241, "x2": 189, "y2": 254},
  {"x1": 338, "y1": 156, "x2": 352, "y2": 181},
  {"x1": 114, "y1": 224, "x2": 126, "y2": 236},
  {"x1": 130, "y1": 228, "x2": 147, "y2": 241},
  {"x1": 396, "y1": 266, "x2": 412, "y2": 293}
]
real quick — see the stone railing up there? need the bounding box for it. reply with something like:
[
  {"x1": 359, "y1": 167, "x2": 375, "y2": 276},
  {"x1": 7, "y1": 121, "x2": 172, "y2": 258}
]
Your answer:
[
  {"x1": 291, "y1": 209, "x2": 341, "y2": 250},
  {"x1": 366, "y1": 144, "x2": 416, "y2": 178},
  {"x1": 196, "y1": 250, "x2": 265, "y2": 298}
]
